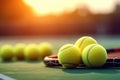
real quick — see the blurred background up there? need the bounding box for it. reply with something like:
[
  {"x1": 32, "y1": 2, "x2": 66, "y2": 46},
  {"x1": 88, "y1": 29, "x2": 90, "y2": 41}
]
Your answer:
[{"x1": 0, "y1": 0, "x2": 120, "y2": 37}]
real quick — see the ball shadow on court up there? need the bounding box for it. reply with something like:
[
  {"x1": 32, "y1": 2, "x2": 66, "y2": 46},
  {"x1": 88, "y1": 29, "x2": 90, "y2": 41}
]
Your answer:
[{"x1": 62, "y1": 67, "x2": 120, "y2": 74}]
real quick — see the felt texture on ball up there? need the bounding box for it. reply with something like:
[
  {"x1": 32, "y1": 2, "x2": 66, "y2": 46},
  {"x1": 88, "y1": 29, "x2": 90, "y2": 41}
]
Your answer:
[
  {"x1": 82, "y1": 44, "x2": 107, "y2": 68},
  {"x1": 24, "y1": 44, "x2": 40, "y2": 61},
  {"x1": 75, "y1": 36, "x2": 97, "y2": 58},
  {"x1": 38, "y1": 42, "x2": 53, "y2": 59},
  {"x1": 14, "y1": 43, "x2": 26, "y2": 60},
  {"x1": 0, "y1": 45, "x2": 14, "y2": 61},
  {"x1": 58, "y1": 44, "x2": 81, "y2": 68}
]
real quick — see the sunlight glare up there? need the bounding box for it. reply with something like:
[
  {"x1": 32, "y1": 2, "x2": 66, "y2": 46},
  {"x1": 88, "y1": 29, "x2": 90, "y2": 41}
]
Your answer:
[{"x1": 23, "y1": 0, "x2": 116, "y2": 16}]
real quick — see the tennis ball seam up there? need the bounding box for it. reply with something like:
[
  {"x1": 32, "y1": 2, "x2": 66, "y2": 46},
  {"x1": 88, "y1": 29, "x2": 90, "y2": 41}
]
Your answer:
[
  {"x1": 59, "y1": 46, "x2": 73, "y2": 52},
  {"x1": 86, "y1": 44, "x2": 97, "y2": 67},
  {"x1": 62, "y1": 63, "x2": 78, "y2": 65},
  {"x1": 78, "y1": 37, "x2": 87, "y2": 48}
]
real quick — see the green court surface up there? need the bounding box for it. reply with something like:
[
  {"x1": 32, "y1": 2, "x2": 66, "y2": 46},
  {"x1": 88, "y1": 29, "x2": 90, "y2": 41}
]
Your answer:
[
  {"x1": 0, "y1": 62, "x2": 120, "y2": 80},
  {"x1": 0, "y1": 36, "x2": 120, "y2": 80}
]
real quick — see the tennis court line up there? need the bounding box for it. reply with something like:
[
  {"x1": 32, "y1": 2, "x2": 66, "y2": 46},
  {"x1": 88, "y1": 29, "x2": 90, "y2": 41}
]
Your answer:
[{"x1": 0, "y1": 74, "x2": 16, "y2": 80}]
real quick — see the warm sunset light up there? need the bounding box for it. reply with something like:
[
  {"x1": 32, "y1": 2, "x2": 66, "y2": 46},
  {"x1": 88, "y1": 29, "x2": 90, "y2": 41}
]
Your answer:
[
  {"x1": 85, "y1": 0, "x2": 116, "y2": 14},
  {"x1": 23, "y1": 0, "x2": 116, "y2": 16},
  {"x1": 23, "y1": 0, "x2": 80, "y2": 16}
]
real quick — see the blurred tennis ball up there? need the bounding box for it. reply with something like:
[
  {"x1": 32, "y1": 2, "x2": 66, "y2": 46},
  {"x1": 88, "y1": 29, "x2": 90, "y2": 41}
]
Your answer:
[
  {"x1": 58, "y1": 44, "x2": 81, "y2": 68},
  {"x1": 14, "y1": 43, "x2": 26, "y2": 60},
  {"x1": 82, "y1": 44, "x2": 107, "y2": 68},
  {"x1": 0, "y1": 45, "x2": 14, "y2": 61},
  {"x1": 38, "y1": 42, "x2": 53, "y2": 60},
  {"x1": 24, "y1": 44, "x2": 40, "y2": 61}
]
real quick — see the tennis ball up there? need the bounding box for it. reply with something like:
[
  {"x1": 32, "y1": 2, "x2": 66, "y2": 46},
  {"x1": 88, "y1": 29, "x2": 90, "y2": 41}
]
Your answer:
[
  {"x1": 58, "y1": 44, "x2": 81, "y2": 68},
  {"x1": 24, "y1": 44, "x2": 40, "y2": 61},
  {"x1": 0, "y1": 45, "x2": 14, "y2": 61},
  {"x1": 82, "y1": 44, "x2": 107, "y2": 68},
  {"x1": 38, "y1": 42, "x2": 53, "y2": 59},
  {"x1": 75, "y1": 36, "x2": 97, "y2": 57},
  {"x1": 14, "y1": 43, "x2": 26, "y2": 60}
]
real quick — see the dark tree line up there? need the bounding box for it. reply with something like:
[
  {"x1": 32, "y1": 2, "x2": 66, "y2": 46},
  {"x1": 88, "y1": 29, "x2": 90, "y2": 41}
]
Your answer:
[{"x1": 0, "y1": 1, "x2": 120, "y2": 36}]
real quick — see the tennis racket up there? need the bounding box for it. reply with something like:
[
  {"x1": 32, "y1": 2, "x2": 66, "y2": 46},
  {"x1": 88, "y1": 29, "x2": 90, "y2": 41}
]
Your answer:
[{"x1": 44, "y1": 47, "x2": 120, "y2": 68}]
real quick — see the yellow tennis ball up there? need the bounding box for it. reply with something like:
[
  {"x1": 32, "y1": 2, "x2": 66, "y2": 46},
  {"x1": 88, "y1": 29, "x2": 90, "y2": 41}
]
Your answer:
[
  {"x1": 75, "y1": 36, "x2": 97, "y2": 56},
  {"x1": 38, "y1": 42, "x2": 53, "y2": 59},
  {"x1": 0, "y1": 45, "x2": 14, "y2": 61},
  {"x1": 14, "y1": 43, "x2": 26, "y2": 60},
  {"x1": 82, "y1": 44, "x2": 107, "y2": 68},
  {"x1": 58, "y1": 44, "x2": 81, "y2": 68},
  {"x1": 24, "y1": 44, "x2": 40, "y2": 61}
]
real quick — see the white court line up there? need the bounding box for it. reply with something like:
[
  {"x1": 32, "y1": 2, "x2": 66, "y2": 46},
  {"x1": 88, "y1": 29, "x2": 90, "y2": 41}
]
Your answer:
[{"x1": 0, "y1": 74, "x2": 16, "y2": 80}]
